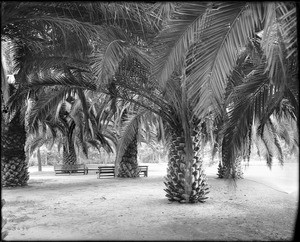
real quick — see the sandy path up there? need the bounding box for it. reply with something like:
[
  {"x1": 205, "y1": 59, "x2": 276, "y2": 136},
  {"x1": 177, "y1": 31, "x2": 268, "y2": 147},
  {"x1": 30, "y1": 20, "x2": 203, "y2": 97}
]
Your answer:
[{"x1": 2, "y1": 163, "x2": 298, "y2": 241}]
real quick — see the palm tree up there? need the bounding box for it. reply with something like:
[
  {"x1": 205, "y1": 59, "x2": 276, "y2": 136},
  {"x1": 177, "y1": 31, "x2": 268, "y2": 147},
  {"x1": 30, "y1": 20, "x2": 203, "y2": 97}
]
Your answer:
[
  {"x1": 114, "y1": 103, "x2": 164, "y2": 178},
  {"x1": 220, "y1": 22, "x2": 298, "y2": 177},
  {"x1": 150, "y1": 2, "x2": 297, "y2": 182},
  {"x1": 111, "y1": 102, "x2": 141, "y2": 178},
  {"x1": 1, "y1": 2, "x2": 102, "y2": 186},
  {"x1": 1, "y1": 2, "x2": 158, "y2": 185},
  {"x1": 94, "y1": 37, "x2": 210, "y2": 202},
  {"x1": 26, "y1": 89, "x2": 116, "y2": 168}
]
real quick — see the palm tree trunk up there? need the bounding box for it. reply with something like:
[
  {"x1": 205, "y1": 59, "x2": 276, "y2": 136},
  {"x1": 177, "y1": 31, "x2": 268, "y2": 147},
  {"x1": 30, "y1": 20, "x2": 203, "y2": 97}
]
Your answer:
[
  {"x1": 62, "y1": 140, "x2": 77, "y2": 166},
  {"x1": 37, "y1": 148, "x2": 42, "y2": 171},
  {"x1": 164, "y1": 124, "x2": 209, "y2": 203},
  {"x1": 1, "y1": 110, "x2": 29, "y2": 187},
  {"x1": 218, "y1": 136, "x2": 243, "y2": 179},
  {"x1": 62, "y1": 121, "x2": 77, "y2": 167},
  {"x1": 117, "y1": 135, "x2": 140, "y2": 178}
]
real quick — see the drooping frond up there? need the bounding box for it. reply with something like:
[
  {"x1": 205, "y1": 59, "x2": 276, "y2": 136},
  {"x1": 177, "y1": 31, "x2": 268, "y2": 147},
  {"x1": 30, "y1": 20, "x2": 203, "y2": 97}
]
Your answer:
[
  {"x1": 221, "y1": 61, "x2": 270, "y2": 168},
  {"x1": 91, "y1": 27, "x2": 153, "y2": 88},
  {"x1": 28, "y1": 87, "x2": 70, "y2": 133},
  {"x1": 261, "y1": 2, "x2": 297, "y2": 88},
  {"x1": 91, "y1": 39, "x2": 129, "y2": 86},
  {"x1": 27, "y1": 72, "x2": 96, "y2": 91},
  {"x1": 277, "y1": 3, "x2": 297, "y2": 58},
  {"x1": 83, "y1": 2, "x2": 158, "y2": 37},
  {"x1": 187, "y1": 2, "x2": 264, "y2": 119},
  {"x1": 2, "y1": 2, "x2": 102, "y2": 46},
  {"x1": 252, "y1": 117, "x2": 285, "y2": 168},
  {"x1": 151, "y1": 2, "x2": 209, "y2": 88},
  {"x1": 148, "y1": 2, "x2": 177, "y2": 27},
  {"x1": 115, "y1": 109, "x2": 147, "y2": 166}
]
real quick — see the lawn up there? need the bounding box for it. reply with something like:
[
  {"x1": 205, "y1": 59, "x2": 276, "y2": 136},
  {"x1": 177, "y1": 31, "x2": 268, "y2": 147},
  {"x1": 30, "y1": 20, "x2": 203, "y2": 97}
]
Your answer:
[{"x1": 2, "y1": 162, "x2": 298, "y2": 241}]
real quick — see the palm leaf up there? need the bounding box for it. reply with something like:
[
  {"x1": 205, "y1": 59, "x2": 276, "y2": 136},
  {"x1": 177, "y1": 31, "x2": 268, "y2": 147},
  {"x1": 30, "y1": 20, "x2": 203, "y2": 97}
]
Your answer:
[
  {"x1": 221, "y1": 62, "x2": 271, "y2": 167},
  {"x1": 115, "y1": 109, "x2": 147, "y2": 167},
  {"x1": 151, "y1": 2, "x2": 209, "y2": 88},
  {"x1": 28, "y1": 87, "x2": 69, "y2": 133},
  {"x1": 91, "y1": 39, "x2": 129, "y2": 86},
  {"x1": 28, "y1": 73, "x2": 96, "y2": 91},
  {"x1": 187, "y1": 3, "x2": 264, "y2": 118}
]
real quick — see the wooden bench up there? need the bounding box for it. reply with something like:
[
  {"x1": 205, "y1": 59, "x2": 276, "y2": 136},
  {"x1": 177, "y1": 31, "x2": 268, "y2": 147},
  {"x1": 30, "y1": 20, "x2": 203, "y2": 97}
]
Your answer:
[
  {"x1": 96, "y1": 165, "x2": 148, "y2": 179},
  {"x1": 54, "y1": 164, "x2": 88, "y2": 175},
  {"x1": 139, "y1": 166, "x2": 148, "y2": 177},
  {"x1": 85, "y1": 165, "x2": 101, "y2": 174},
  {"x1": 96, "y1": 166, "x2": 115, "y2": 179}
]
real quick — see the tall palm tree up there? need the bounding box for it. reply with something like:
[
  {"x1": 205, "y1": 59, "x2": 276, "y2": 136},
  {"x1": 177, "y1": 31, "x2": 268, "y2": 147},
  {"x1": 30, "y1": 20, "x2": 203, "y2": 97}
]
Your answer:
[
  {"x1": 112, "y1": 102, "x2": 141, "y2": 178},
  {"x1": 26, "y1": 90, "x2": 116, "y2": 167},
  {"x1": 95, "y1": 38, "x2": 210, "y2": 202},
  {"x1": 113, "y1": 102, "x2": 164, "y2": 178},
  {"x1": 150, "y1": 2, "x2": 297, "y2": 181},
  {"x1": 220, "y1": 21, "x2": 298, "y2": 177},
  {"x1": 1, "y1": 2, "x2": 102, "y2": 186},
  {"x1": 1, "y1": 2, "x2": 158, "y2": 185}
]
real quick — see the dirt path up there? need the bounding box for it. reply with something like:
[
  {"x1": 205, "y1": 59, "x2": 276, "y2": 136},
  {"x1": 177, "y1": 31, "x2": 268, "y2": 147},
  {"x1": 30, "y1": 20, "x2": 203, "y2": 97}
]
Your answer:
[{"x1": 2, "y1": 163, "x2": 298, "y2": 241}]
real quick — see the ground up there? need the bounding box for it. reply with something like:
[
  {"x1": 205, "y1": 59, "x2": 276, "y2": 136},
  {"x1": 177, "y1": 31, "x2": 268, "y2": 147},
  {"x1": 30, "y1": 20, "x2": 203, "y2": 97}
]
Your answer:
[{"x1": 2, "y1": 161, "x2": 299, "y2": 241}]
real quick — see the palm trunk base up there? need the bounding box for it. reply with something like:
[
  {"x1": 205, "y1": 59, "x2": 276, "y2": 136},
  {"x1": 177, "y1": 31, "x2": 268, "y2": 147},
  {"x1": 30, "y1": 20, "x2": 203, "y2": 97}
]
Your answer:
[
  {"x1": 1, "y1": 156, "x2": 29, "y2": 187},
  {"x1": 164, "y1": 131, "x2": 209, "y2": 203},
  {"x1": 217, "y1": 158, "x2": 244, "y2": 179},
  {"x1": 117, "y1": 137, "x2": 140, "y2": 178},
  {"x1": 118, "y1": 162, "x2": 141, "y2": 178},
  {"x1": 118, "y1": 138, "x2": 140, "y2": 178},
  {"x1": 62, "y1": 144, "x2": 77, "y2": 169},
  {"x1": 1, "y1": 111, "x2": 29, "y2": 187}
]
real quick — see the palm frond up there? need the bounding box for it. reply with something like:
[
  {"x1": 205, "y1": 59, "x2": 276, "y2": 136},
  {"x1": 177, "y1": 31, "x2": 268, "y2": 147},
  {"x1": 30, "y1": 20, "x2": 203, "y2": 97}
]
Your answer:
[
  {"x1": 148, "y1": 2, "x2": 177, "y2": 26},
  {"x1": 221, "y1": 62, "x2": 270, "y2": 167},
  {"x1": 187, "y1": 3, "x2": 264, "y2": 119},
  {"x1": 28, "y1": 73, "x2": 96, "y2": 91},
  {"x1": 84, "y1": 2, "x2": 158, "y2": 36},
  {"x1": 94, "y1": 130, "x2": 114, "y2": 154},
  {"x1": 28, "y1": 87, "x2": 69, "y2": 133},
  {"x1": 115, "y1": 109, "x2": 147, "y2": 167},
  {"x1": 91, "y1": 29, "x2": 152, "y2": 88},
  {"x1": 151, "y1": 2, "x2": 209, "y2": 88},
  {"x1": 91, "y1": 39, "x2": 128, "y2": 86}
]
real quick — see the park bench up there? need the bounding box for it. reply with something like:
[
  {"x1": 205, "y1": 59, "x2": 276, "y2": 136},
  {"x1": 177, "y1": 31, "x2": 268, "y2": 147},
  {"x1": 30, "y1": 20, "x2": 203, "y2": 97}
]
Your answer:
[
  {"x1": 85, "y1": 164, "x2": 100, "y2": 174},
  {"x1": 96, "y1": 165, "x2": 148, "y2": 179},
  {"x1": 139, "y1": 166, "x2": 148, "y2": 177},
  {"x1": 54, "y1": 164, "x2": 88, "y2": 175}
]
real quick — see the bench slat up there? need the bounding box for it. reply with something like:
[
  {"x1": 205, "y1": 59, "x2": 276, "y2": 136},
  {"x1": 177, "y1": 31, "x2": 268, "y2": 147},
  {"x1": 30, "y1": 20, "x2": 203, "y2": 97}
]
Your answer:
[
  {"x1": 54, "y1": 164, "x2": 88, "y2": 175},
  {"x1": 97, "y1": 165, "x2": 148, "y2": 179}
]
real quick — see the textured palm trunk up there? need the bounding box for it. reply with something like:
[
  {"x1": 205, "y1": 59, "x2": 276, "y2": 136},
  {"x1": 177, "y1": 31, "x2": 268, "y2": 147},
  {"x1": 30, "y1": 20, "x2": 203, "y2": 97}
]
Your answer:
[
  {"x1": 217, "y1": 159, "x2": 243, "y2": 179},
  {"x1": 62, "y1": 140, "x2": 77, "y2": 166},
  {"x1": 164, "y1": 125, "x2": 209, "y2": 203},
  {"x1": 218, "y1": 136, "x2": 243, "y2": 179},
  {"x1": 1, "y1": 110, "x2": 29, "y2": 187},
  {"x1": 117, "y1": 135, "x2": 140, "y2": 178},
  {"x1": 37, "y1": 148, "x2": 42, "y2": 171}
]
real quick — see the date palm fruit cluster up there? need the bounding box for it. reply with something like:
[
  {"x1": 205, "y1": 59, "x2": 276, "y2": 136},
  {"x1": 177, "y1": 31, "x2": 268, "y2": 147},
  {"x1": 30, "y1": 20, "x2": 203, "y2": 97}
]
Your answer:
[
  {"x1": 118, "y1": 137, "x2": 141, "y2": 177},
  {"x1": 164, "y1": 126, "x2": 209, "y2": 203},
  {"x1": 1, "y1": 111, "x2": 29, "y2": 187}
]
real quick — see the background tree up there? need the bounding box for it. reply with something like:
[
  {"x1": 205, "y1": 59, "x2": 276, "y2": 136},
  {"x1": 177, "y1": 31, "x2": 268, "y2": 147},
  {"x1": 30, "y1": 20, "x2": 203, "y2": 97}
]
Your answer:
[
  {"x1": 1, "y1": 2, "x2": 102, "y2": 186},
  {"x1": 150, "y1": 2, "x2": 298, "y2": 181}
]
